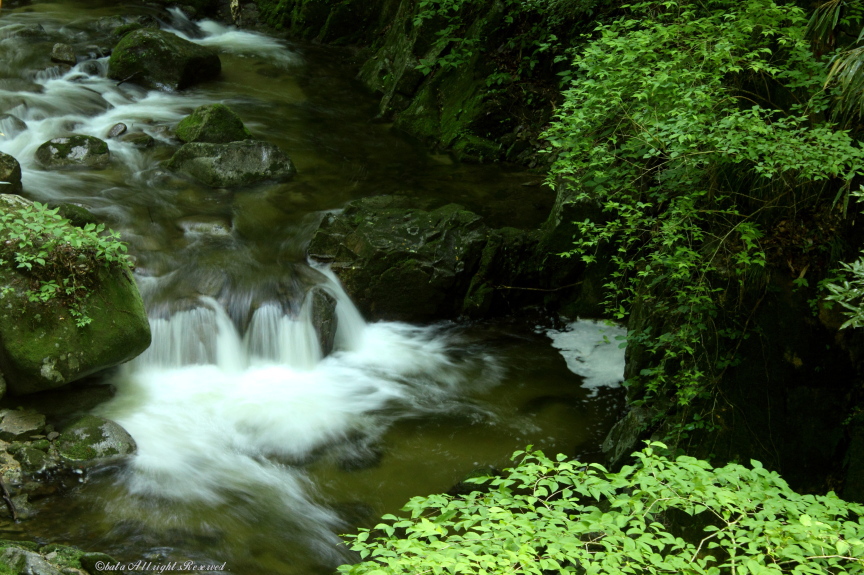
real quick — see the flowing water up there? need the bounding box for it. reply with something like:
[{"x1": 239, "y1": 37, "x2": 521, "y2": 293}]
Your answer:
[{"x1": 0, "y1": 2, "x2": 624, "y2": 573}]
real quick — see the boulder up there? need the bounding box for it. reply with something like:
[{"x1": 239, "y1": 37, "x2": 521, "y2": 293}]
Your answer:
[
  {"x1": 176, "y1": 103, "x2": 251, "y2": 143},
  {"x1": 166, "y1": 139, "x2": 295, "y2": 187},
  {"x1": 50, "y1": 43, "x2": 76, "y2": 66},
  {"x1": 107, "y1": 28, "x2": 221, "y2": 91},
  {"x1": 0, "y1": 195, "x2": 151, "y2": 395},
  {"x1": 0, "y1": 152, "x2": 22, "y2": 194},
  {"x1": 0, "y1": 547, "x2": 62, "y2": 575},
  {"x1": 0, "y1": 114, "x2": 28, "y2": 139},
  {"x1": 34, "y1": 136, "x2": 110, "y2": 170},
  {"x1": 307, "y1": 196, "x2": 488, "y2": 322},
  {"x1": 56, "y1": 415, "x2": 136, "y2": 463}
]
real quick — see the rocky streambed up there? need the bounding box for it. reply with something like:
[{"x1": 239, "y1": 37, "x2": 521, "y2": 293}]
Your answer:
[{"x1": 0, "y1": 2, "x2": 623, "y2": 574}]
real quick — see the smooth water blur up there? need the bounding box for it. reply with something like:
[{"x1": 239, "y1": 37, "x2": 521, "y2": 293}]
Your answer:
[{"x1": 0, "y1": 2, "x2": 621, "y2": 574}]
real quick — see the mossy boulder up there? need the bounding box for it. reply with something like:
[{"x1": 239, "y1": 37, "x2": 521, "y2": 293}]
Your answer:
[
  {"x1": 0, "y1": 547, "x2": 62, "y2": 575},
  {"x1": 176, "y1": 103, "x2": 252, "y2": 144},
  {"x1": 307, "y1": 196, "x2": 488, "y2": 322},
  {"x1": 107, "y1": 28, "x2": 221, "y2": 91},
  {"x1": 166, "y1": 139, "x2": 295, "y2": 187},
  {"x1": 0, "y1": 152, "x2": 22, "y2": 194},
  {"x1": 34, "y1": 136, "x2": 110, "y2": 170},
  {"x1": 56, "y1": 415, "x2": 136, "y2": 463},
  {"x1": 0, "y1": 196, "x2": 151, "y2": 395}
]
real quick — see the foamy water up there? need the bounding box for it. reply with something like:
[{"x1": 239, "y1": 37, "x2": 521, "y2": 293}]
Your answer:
[{"x1": 547, "y1": 319, "x2": 627, "y2": 395}]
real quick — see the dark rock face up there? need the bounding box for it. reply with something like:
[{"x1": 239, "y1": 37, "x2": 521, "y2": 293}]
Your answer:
[
  {"x1": 176, "y1": 103, "x2": 252, "y2": 143},
  {"x1": 308, "y1": 196, "x2": 488, "y2": 322},
  {"x1": 107, "y1": 29, "x2": 221, "y2": 91},
  {"x1": 166, "y1": 139, "x2": 295, "y2": 187},
  {"x1": 309, "y1": 287, "x2": 337, "y2": 357},
  {"x1": 0, "y1": 151, "x2": 23, "y2": 194},
  {"x1": 119, "y1": 132, "x2": 155, "y2": 148},
  {"x1": 34, "y1": 135, "x2": 110, "y2": 170}
]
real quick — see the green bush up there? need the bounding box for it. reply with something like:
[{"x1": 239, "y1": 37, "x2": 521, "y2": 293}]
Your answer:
[
  {"x1": 339, "y1": 443, "x2": 864, "y2": 574},
  {"x1": 544, "y1": 0, "x2": 864, "y2": 406},
  {"x1": 0, "y1": 202, "x2": 131, "y2": 327}
]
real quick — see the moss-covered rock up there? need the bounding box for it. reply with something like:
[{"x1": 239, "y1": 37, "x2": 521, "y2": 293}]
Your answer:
[
  {"x1": 166, "y1": 139, "x2": 295, "y2": 187},
  {"x1": 307, "y1": 196, "x2": 488, "y2": 322},
  {"x1": 56, "y1": 415, "x2": 136, "y2": 463},
  {"x1": 34, "y1": 136, "x2": 110, "y2": 171},
  {"x1": 107, "y1": 29, "x2": 221, "y2": 91},
  {"x1": 0, "y1": 547, "x2": 61, "y2": 575},
  {"x1": 0, "y1": 196, "x2": 151, "y2": 395},
  {"x1": 175, "y1": 103, "x2": 252, "y2": 144},
  {"x1": 0, "y1": 152, "x2": 22, "y2": 194}
]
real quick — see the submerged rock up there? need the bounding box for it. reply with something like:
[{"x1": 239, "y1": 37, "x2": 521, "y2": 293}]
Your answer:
[
  {"x1": 0, "y1": 152, "x2": 22, "y2": 194},
  {"x1": 34, "y1": 135, "x2": 110, "y2": 170},
  {"x1": 56, "y1": 415, "x2": 136, "y2": 463},
  {"x1": 176, "y1": 103, "x2": 252, "y2": 144},
  {"x1": 0, "y1": 195, "x2": 151, "y2": 395},
  {"x1": 308, "y1": 196, "x2": 488, "y2": 322},
  {"x1": 119, "y1": 131, "x2": 155, "y2": 149},
  {"x1": 166, "y1": 139, "x2": 295, "y2": 187},
  {"x1": 107, "y1": 28, "x2": 221, "y2": 91}
]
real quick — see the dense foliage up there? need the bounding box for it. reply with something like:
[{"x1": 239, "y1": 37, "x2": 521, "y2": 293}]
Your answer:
[
  {"x1": 0, "y1": 202, "x2": 131, "y2": 327},
  {"x1": 339, "y1": 444, "x2": 864, "y2": 574},
  {"x1": 544, "y1": 0, "x2": 864, "y2": 406}
]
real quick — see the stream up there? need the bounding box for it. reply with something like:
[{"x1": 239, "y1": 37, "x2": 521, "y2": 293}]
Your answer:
[{"x1": 0, "y1": 1, "x2": 625, "y2": 573}]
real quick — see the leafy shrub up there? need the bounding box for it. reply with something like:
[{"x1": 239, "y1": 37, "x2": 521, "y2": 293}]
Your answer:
[
  {"x1": 544, "y1": 0, "x2": 864, "y2": 406},
  {"x1": 339, "y1": 443, "x2": 864, "y2": 574},
  {"x1": 0, "y1": 202, "x2": 131, "y2": 327}
]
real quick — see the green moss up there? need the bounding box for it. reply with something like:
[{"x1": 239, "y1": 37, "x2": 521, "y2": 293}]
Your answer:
[
  {"x1": 175, "y1": 104, "x2": 251, "y2": 143},
  {"x1": 39, "y1": 544, "x2": 84, "y2": 569}
]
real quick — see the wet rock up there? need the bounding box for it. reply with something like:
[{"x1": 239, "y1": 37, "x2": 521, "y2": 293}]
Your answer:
[
  {"x1": 166, "y1": 139, "x2": 295, "y2": 187},
  {"x1": 34, "y1": 136, "x2": 110, "y2": 170},
  {"x1": 50, "y1": 43, "x2": 77, "y2": 67},
  {"x1": 0, "y1": 410, "x2": 45, "y2": 442},
  {"x1": 0, "y1": 151, "x2": 23, "y2": 194},
  {"x1": 309, "y1": 288, "x2": 337, "y2": 357},
  {"x1": 14, "y1": 446, "x2": 49, "y2": 473},
  {"x1": 308, "y1": 196, "x2": 488, "y2": 322},
  {"x1": 175, "y1": 103, "x2": 251, "y2": 144},
  {"x1": 0, "y1": 195, "x2": 151, "y2": 395},
  {"x1": 107, "y1": 29, "x2": 221, "y2": 91},
  {"x1": 7, "y1": 23, "x2": 46, "y2": 39},
  {"x1": 0, "y1": 114, "x2": 28, "y2": 139},
  {"x1": 56, "y1": 415, "x2": 136, "y2": 463},
  {"x1": 106, "y1": 123, "x2": 127, "y2": 139},
  {"x1": 119, "y1": 132, "x2": 155, "y2": 149},
  {"x1": 0, "y1": 547, "x2": 63, "y2": 575}
]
